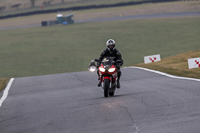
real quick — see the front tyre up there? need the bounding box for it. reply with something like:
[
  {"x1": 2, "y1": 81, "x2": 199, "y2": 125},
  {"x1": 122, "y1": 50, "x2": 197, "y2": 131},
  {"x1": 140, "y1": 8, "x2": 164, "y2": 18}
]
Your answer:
[
  {"x1": 109, "y1": 91, "x2": 115, "y2": 96},
  {"x1": 103, "y1": 79, "x2": 110, "y2": 98}
]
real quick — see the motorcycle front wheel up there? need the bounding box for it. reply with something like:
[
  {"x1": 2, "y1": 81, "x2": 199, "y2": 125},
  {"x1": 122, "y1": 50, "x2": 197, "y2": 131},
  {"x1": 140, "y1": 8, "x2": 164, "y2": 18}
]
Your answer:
[
  {"x1": 109, "y1": 91, "x2": 115, "y2": 96},
  {"x1": 103, "y1": 79, "x2": 110, "y2": 98}
]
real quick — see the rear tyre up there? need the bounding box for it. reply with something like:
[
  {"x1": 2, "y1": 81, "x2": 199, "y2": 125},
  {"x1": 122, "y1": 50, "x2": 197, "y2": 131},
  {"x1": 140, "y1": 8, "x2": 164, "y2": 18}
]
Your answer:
[{"x1": 103, "y1": 79, "x2": 110, "y2": 98}]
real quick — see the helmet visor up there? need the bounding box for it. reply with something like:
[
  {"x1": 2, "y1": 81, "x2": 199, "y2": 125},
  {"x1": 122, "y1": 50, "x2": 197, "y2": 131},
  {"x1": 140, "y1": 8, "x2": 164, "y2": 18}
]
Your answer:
[{"x1": 108, "y1": 45, "x2": 114, "y2": 48}]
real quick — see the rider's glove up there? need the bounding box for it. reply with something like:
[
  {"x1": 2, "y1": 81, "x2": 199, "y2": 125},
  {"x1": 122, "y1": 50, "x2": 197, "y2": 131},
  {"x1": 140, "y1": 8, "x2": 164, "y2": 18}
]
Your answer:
[
  {"x1": 116, "y1": 63, "x2": 121, "y2": 68},
  {"x1": 97, "y1": 62, "x2": 101, "y2": 68}
]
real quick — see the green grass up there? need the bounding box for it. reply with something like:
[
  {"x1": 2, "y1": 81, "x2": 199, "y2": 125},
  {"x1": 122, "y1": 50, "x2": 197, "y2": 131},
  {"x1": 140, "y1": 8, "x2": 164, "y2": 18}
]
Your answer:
[
  {"x1": 0, "y1": 78, "x2": 10, "y2": 92},
  {"x1": 0, "y1": 17, "x2": 200, "y2": 78}
]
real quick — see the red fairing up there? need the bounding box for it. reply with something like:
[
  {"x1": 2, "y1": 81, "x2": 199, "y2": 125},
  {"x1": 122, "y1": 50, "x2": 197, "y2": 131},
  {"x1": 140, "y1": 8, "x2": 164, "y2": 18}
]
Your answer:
[
  {"x1": 103, "y1": 77, "x2": 111, "y2": 81},
  {"x1": 99, "y1": 64, "x2": 117, "y2": 75},
  {"x1": 98, "y1": 64, "x2": 117, "y2": 82}
]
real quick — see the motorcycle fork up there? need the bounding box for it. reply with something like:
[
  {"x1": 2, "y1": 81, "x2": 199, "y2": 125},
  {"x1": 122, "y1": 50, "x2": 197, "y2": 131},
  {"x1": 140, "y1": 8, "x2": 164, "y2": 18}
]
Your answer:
[{"x1": 101, "y1": 76, "x2": 112, "y2": 89}]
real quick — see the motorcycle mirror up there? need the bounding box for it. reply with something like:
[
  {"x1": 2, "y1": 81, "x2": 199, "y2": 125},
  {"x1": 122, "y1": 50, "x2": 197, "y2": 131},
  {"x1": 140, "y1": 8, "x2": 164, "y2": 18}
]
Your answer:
[
  {"x1": 88, "y1": 66, "x2": 97, "y2": 72},
  {"x1": 116, "y1": 60, "x2": 122, "y2": 63},
  {"x1": 88, "y1": 60, "x2": 97, "y2": 72},
  {"x1": 95, "y1": 59, "x2": 100, "y2": 62}
]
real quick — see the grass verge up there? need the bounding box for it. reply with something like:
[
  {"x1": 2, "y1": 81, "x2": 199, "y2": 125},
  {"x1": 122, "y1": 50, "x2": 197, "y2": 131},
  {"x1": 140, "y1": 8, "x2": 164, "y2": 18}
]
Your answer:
[
  {"x1": 135, "y1": 50, "x2": 200, "y2": 79},
  {"x1": 0, "y1": 78, "x2": 10, "y2": 93}
]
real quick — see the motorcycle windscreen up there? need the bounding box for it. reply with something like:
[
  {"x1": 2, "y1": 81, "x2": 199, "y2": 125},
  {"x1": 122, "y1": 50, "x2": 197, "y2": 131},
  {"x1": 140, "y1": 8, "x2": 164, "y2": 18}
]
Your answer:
[{"x1": 102, "y1": 57, "x2": 113, "y2": 67}]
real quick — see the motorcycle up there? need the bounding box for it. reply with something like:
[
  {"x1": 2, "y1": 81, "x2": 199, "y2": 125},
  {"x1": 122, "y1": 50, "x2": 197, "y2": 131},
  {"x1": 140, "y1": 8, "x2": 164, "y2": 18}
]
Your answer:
[{"x1": 89, "y1": 57, "x2": 122, "y2": 97}]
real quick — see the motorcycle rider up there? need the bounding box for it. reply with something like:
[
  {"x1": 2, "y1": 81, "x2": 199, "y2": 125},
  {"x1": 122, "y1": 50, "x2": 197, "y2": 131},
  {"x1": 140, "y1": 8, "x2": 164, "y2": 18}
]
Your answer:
[{"x1": 97, "y1": 39, "x2": 123, "y2": 88}]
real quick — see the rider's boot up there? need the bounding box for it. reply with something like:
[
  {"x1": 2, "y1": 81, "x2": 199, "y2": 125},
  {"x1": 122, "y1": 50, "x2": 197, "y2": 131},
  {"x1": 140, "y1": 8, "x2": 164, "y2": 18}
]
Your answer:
[
  {"x1": 97, "y1": 69, "x2": 101, "y2": 87},
  {"x1": 97, "y1": 80, "x2": 101, "y2": 87},
  {"x1": 117, "y1": 79, "x2": 120, "y2": 88},
  {"x1": 117, "y1": 69, "x2": 121, "y2": 89}
]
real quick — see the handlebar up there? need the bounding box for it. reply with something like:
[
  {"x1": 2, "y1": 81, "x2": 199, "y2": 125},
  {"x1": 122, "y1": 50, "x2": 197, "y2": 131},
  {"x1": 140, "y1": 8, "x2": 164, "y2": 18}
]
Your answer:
[{"x1": 95, "y1": 58, "x2": 122, "y2": 64}]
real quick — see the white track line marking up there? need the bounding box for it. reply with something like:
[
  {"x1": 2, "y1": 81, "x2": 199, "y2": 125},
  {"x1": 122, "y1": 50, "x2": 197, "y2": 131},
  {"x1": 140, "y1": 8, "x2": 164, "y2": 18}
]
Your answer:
[
  {"x1": 0, "y1": 78, "x2": 14, "y2": 107},
  {"x1": 126, "y1": 66, "x2": 200, "y2": 82}
]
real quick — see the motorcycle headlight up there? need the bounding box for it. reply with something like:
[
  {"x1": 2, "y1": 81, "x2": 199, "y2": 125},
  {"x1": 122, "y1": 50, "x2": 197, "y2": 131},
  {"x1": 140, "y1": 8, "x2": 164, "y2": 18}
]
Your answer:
[
  {"x1": 108, "y1": 68, "x2": 116, "y2": 72},
  {"x1": 99, "y1": 67, "x2": 105, "y2": 72},
  {"x1": 89, "y1": 66, "x2": 96, "y2": 72}
]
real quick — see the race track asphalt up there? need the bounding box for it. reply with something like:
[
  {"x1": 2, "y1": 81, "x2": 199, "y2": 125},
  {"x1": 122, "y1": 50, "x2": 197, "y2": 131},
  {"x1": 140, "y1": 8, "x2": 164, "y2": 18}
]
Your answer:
[
  {"x1": 0, "y1": 11, "x2": 199, "y2": 30},
  {"x1": 1, "y1": 67, "x2": 200, "y2": 133}
]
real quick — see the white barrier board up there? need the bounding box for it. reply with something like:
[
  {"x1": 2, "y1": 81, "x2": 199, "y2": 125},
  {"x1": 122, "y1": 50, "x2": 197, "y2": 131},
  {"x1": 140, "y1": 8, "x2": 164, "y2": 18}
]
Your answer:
[
  {"x1": 144, "y1": 54, "x2": 161, "y2": 64},
  {"x1": 188, "y1": 57, "x2": 200, "y2": 69}
]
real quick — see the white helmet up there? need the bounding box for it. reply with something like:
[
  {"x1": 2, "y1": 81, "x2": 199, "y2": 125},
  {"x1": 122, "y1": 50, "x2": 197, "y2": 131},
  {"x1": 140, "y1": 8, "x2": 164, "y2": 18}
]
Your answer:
[{"x1": 106, "y1": 39, "x2": 115, "y2": 50}]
